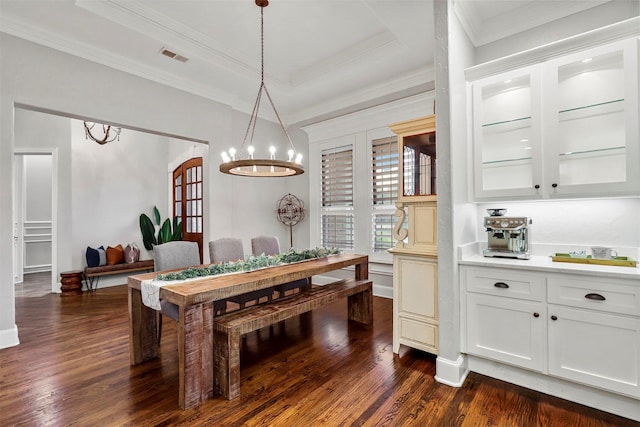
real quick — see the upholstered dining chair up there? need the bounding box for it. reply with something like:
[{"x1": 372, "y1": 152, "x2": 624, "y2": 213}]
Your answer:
[
  {"x1": 154, "y1": 241, "x2": 207, "y2": 345},
  {"x1": 208, "y1": 237, "x2": 274, "y2": 309},
  {"x1": 250, "y1": 235, "x2": 311, "y2": 297}
]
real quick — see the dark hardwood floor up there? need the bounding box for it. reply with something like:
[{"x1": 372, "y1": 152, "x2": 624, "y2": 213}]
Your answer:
[{"x1": 1, "y1": 285, "x2": 637, "y2": 426}]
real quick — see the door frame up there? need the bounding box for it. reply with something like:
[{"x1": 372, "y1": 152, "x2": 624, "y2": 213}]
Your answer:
[{"x1": 13, "y1": 148, "x2": 59, "y2": 293}]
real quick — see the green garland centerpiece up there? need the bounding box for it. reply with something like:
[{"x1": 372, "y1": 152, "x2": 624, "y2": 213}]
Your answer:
[{"x1": 156, "y1": 247, "x2": 340, "y2": 281}]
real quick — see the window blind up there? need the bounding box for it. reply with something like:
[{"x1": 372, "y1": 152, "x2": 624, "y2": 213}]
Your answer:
[
  {"x1": 371, "y1": 136, "x2": 399, "y2": 252},
  {"x1": 372, "y1": 136, "x2": 399, "y2": 206},
  {"x1": 321, "y1": 146, "x2": 353, "y2": 208},
  {"x1": 321, "y1": 145, "x2": 354, "y2": 249}
]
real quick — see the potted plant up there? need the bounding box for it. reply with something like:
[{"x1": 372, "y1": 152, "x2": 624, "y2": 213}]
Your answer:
[{"x1": 139, "y1": 206, "x2": 182, "y2": 250}]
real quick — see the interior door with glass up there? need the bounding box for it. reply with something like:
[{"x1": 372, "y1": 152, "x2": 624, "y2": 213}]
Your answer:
[{"x1": 173, "y1": 157, "x2": 203, "y2": 262}]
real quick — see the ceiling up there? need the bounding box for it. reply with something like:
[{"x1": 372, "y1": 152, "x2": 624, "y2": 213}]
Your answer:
[{"x1": 0, "y1": 0, "x2": 613, "y2": 126}]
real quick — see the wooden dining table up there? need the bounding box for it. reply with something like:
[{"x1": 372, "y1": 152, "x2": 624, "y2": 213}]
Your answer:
[{"x1": 127, "y1": 253, "x2": 369, "y2": 409}]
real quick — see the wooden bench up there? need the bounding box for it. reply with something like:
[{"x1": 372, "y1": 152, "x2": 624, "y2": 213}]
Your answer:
[
  {"x1": 213, "y1": 278, "x2": 373, "y2": 399},
  {"x1": 84, "y1": 260, "x2": 154, "y2": 291}
]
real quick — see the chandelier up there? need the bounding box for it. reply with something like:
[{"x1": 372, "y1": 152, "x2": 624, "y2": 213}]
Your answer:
[
  {"x1": 83, "y1": 122, "x2": 121, "y2": 145},
  {"x1": 219, "y1": 0, "x2": 304, "y2": 177}
]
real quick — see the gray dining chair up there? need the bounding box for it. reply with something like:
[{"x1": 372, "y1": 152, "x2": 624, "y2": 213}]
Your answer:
[
  {"x1": 208, "y1": 237, "x2": 274, "y2": 309},
  {"x1": 155, "y1": 241, "x2": 205, "y2": 345},
  {"x1": 251, "y1": 235, "x2": 311, "y2": 297}
]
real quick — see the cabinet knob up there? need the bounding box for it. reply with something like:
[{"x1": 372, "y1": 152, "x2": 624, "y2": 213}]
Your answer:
[
  {"x1": 585, "y1": 293, "x2": 606, "y2": 301},
  {"x1": 552, "y1": 183, "x2": 558, "y2": 188},
  {"x1": 534, "y1": 184, "x2": 540, "y2": 190},
  {"x1": 551, "y1": 315, "x2": 558, "y2": 321},
  {"x1": 533, "y1": 312, "x2": 540, "y2": 318},
  {"x1": 493, "y1": 282, "x2": 509, "y2": 289}
]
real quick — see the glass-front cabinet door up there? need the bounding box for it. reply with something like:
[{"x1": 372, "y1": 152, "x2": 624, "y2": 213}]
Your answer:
[
  {"x1": 471, "y1": 38, "x2": 639, "y2": 201},
  {"x1": 472, "y1": 66, "x2": 544, "y2": 199},
  {"x1": 544, "y1": 39, "x2": 639, "y2": 197},
  {"x1": 390, "y1": 115, "x2": 437, "y2": 203}
]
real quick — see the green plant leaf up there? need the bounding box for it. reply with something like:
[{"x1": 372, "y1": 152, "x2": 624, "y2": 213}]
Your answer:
[
  {"x1": 139, "y1": 214, "x2": 157, "y2": 250},
  {"x1": 172, "y1": 217, "x2": 182, "y2": 241},
  {"x1": 158, "y1": 218, "x2": 172, "y2": 244},
  {"x1": 153, "y1": 206, "x2": 161, "y2": 226}
]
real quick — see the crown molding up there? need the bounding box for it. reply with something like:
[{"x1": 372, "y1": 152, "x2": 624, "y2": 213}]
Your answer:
[
  {"x1": 289, "y1": 66, "x2": 435, "y2": 125},
  {"x1": 302, "y1": 90, "x2": 434, "y2": 143},
  {"x1": 454, "y1": 0, "x2": 612, "y2": 47},
  {"x1": 465, "y1": 17, "x2": 640, "y2": 81},
  {"x1": 1, "y1": 13, "x2": 243, "y2": 106},
  {"x1": 75, "y1": 0, "x2": 287, "y2": 86}
]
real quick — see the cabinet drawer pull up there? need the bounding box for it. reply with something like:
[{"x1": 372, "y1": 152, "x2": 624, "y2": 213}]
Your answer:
[
  {"x1": 585, "y1": 293, "x2": 606, "y2": 301},
  {"x1": 551, "y1": 315, "x2": 558, "y2": 321},
  {"x1": 533, "y1": 312, "x2": 540, "y2": 318},
  {"x1": 493, "y1": 282, "x2": 509, "y2": 289}
]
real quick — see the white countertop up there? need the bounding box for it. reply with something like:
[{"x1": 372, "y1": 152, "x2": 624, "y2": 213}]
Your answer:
[{"x1": 459, "y1": 253, "x2": 640, "y2": 281}]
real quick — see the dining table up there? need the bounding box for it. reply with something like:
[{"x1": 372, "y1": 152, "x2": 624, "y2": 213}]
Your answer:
[{"x1": 127, "y1": 253, "x2": 369, "y2": 409}]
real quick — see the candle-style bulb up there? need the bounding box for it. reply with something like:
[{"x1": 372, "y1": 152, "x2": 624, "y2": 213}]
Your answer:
[
  {"x1": 247, "y1": 145, "x2": 255, "y2": 159},
  {"x1": 287, "y1": 149, "x2": 294, "y2": 162},
  {"x1": 269, "y1": 146, "x2": 276, "y2": 160},
  {"x1": 229, "y1": 147, "x2": 236, "y2": 161}
]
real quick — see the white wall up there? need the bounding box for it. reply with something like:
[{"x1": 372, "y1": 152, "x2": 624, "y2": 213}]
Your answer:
[
  {"x1": 70, "y1": 119, "x2": 199, "y2": 281},
  {"x1": 0, "y1": 33, "x2": 310, "y2": 349},
  {"x1": 476, "y1": 198, "x2": 640, "y2": 257},
  {"x1": 227, "y1": 109, "x2": 310, "y2": 256}
]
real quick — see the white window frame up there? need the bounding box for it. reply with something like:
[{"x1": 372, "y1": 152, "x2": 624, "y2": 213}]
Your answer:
[{"x1": 304, "y1": 92, "x2": 435, "y2": 266}]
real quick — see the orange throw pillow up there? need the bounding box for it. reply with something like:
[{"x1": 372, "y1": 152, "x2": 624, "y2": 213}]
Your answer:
[{"x1": 106, "y1": 244, "x2": 125, "y2": 265}]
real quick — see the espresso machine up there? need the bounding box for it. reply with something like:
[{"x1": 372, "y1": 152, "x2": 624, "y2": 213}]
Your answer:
[{"x1": 483, "y1": 209, "x2": 531, "y2": 259}]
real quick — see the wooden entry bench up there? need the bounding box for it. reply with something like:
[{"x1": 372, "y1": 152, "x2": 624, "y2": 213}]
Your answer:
[
  {"x1": 84, "y1": 259, "x2": 154, "y2": 291},
  {"x1": 213, "y1": 278, "x2": 373, "y2": 399}
]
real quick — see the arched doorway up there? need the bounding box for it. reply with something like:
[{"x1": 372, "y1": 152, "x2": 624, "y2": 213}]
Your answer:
[{"x1": 173, "y1": 157, "x2": 204, "y2": 262}]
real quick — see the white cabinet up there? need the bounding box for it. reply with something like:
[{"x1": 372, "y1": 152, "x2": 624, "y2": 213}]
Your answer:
[
  {"x1": 466, "y1": 293, "x2": 545, "y2": 372},
  {"x1": 463, "y1": 267, "x2": 546, "y2": 372},
  {"x1": 548, "y1": 305, "x2": 640, "y2": 397},
  {"x1": 547, "y1": 275, "x2": 640, "y2": 397},
  {"x1": 471, "y1": 38, "x2": 639, "y2": 200},
  {"x1": 461, "y1": 265, "x2": 640, "y2": 400},
  {"x1": 392, "y1": 253, "x2": 438, "y2": 354},
  {"x1": 389, "y1": 116, "x2": 439, "y2": 356}
]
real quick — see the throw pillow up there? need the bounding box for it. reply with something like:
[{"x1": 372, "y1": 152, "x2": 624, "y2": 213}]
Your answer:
[
  {"x1": 106, "y1": 244, "x2": 125, "y2": 265},
  {"x1": 86, "y1": 246, "x2": 106, "y2": 268},
  {"x1": 124, "y1": 243, "x2": 140, "y2": 264}
]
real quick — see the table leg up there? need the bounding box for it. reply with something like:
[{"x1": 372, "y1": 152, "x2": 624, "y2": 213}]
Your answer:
[
  {"x1": 128, "y1": 287, "x2": 158, "y2": 365},
  {"x1": 178, "y1": 302, "x2": 215, "y2": 409},
  {"x1": 348, "y1": 287, "x2": 373, "y2": 324},
  {"x1": 355, "y1": 260, "x2": 368, "y2": 281}
]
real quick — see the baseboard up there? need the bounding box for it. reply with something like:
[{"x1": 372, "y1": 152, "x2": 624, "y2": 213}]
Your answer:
[
  {"x1": 468, "y1": 355, "x2": 640, "y2": 422},
  {"x1": 435, "y1": 354, "x2": 469, "y2": 387},
  {"x1": 0, "y1": 324, "x2": 20, "y2": 349}
]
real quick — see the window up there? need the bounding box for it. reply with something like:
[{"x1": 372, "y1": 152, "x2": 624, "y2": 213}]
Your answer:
[
  {"x1": 371, "y1": 136, "x2": 399, "y2": 252},
  {"x1": 320, "y1": 146, "x2": 354, "y2": 250}
]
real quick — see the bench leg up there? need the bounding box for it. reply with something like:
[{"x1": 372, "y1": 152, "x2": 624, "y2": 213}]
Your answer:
[
  {"x1": 214, "y1": 327, "x2": 241, "y2": 400},
  {"x1": 348, "y1": 288, "x2": 373, "y2": 324}
]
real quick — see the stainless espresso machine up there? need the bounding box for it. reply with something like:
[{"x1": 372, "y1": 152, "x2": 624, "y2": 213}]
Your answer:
[{"x1": 483, "y1": 209, "x2": 531, "y2": 259}]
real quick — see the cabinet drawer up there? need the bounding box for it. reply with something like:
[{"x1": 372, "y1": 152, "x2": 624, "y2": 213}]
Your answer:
[
  {"x1": 548, "y1": 275, "x2": 640, "y2": 316},
  {"x1": 464, "y1": 267, "x2": 545, "y2": 301}
]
